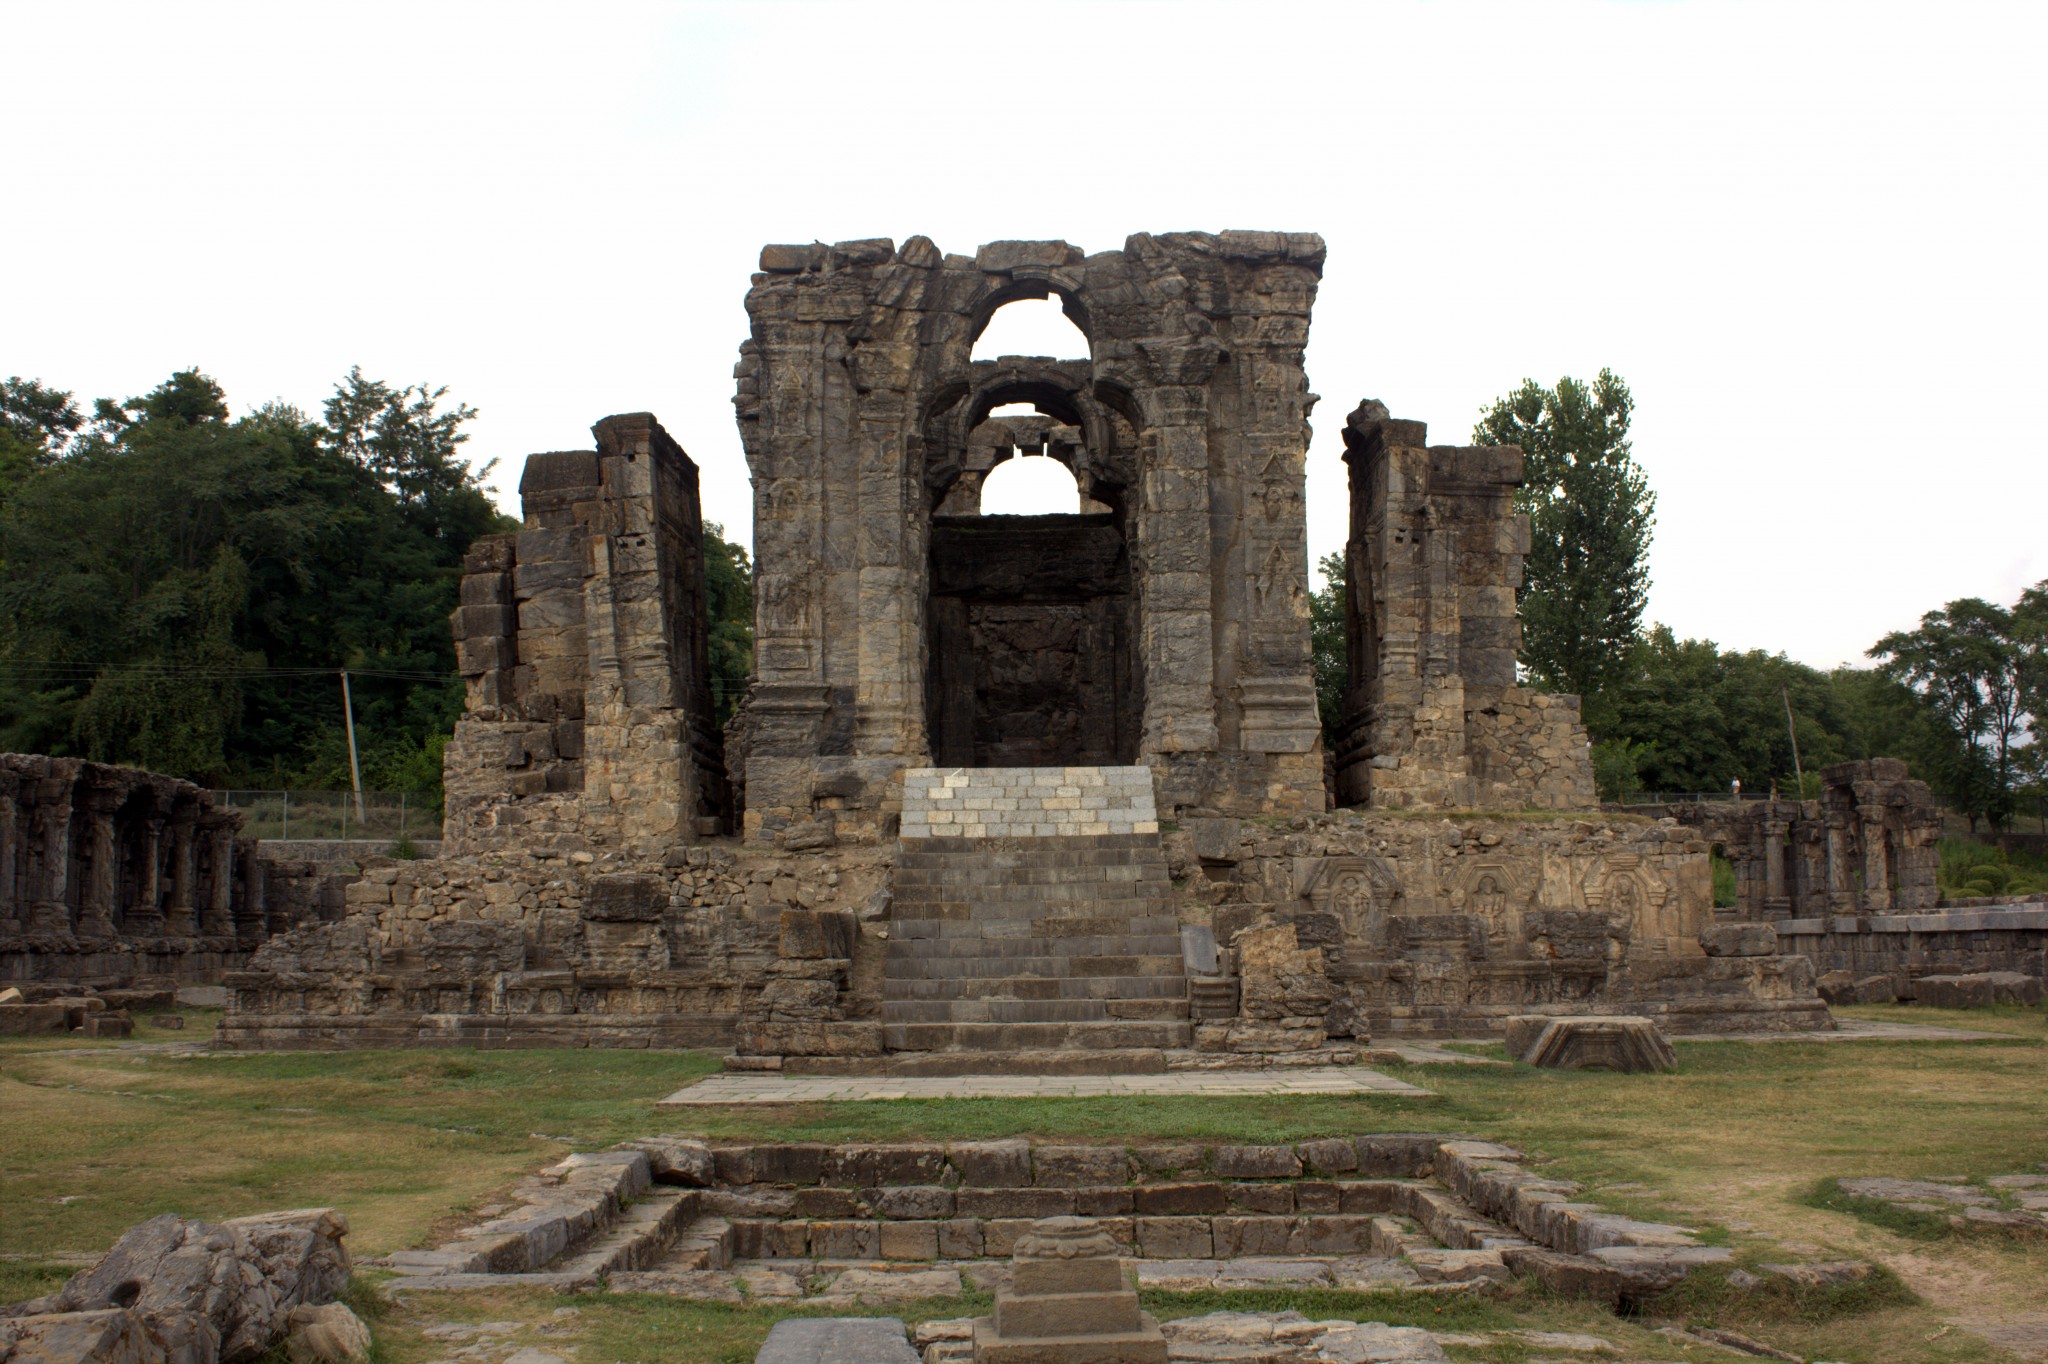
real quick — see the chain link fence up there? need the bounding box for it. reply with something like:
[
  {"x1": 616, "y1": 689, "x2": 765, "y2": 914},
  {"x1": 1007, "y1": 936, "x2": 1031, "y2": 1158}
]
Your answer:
[{"x1": 211, "y1": 789, "x2": 436, "y2": 842}]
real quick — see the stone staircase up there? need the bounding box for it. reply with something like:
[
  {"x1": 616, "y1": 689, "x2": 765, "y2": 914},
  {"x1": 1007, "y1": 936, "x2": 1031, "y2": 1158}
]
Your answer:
[{"x1": 884, "y1": 767, "x2": 1190, "y2": 1062}]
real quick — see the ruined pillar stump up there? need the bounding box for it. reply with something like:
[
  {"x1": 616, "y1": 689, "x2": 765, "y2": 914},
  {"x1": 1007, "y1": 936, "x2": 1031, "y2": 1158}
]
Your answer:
[{"x1": 972, "y1": 1216, "x2": 1165, "y2": 1364}]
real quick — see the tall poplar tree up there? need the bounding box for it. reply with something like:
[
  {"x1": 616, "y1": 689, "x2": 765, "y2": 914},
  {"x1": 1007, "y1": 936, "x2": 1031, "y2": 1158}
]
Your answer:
[{"x1": 1474, "y1": 369, "x2": 1655, "y2": 713}]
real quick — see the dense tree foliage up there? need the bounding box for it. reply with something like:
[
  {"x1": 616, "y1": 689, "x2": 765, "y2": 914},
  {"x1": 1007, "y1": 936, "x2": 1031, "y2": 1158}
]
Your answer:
[
  {"x1": 1870, "y1": 585, "x2": 2047, "y2": 831},
  {"x1": 704, "y1": 524, "x2": 754, "y2": 727},
  {"x1": 1473, "y1": 370, "x2": 1655, "y2": 718},
  {"x1": 1309, "y1": 551, "x2": 1349, "y2": 747},
  {"x1": 0, "y1": 366, "x2": 759, "y2": 807},
  {"x1": 0, "y1": 368, "x2": 511, "y2": 793},
  {"x1": 0, "y1": 376, "x2": 85, "y2": 505}
]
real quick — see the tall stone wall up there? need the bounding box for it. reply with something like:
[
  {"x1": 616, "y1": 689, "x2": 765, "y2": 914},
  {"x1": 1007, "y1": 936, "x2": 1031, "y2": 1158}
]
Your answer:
[
  {"x1": 730, "y1": 233, "x2": 1328, "y2": 843},
  {"x1": 0, "y1": 755, "x2": 335, "y2": 985},
  {"x1": 443, "y1": 413, "x2": 728, "y2": 858},
  {"x1": 1332, "y1": 404, "x2": 1596, "y2": 811}
]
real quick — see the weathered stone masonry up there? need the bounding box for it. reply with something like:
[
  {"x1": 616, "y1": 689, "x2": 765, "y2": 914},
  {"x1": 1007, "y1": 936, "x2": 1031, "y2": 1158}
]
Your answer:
[
  {"x1": 1657, "y1": 759, "x2": 2046, "y2": 993},
  {"x1": 0, "y1": 755, "x2": 332, "y2": 985},
  {"x1": 444, "y1": 413, "x2": 729, "y2": 859},
  {"x1": 1333, "y1": 403, "x2": 1595, "y2": 812},
  {"x1": 728, "y1": 233, "x2": 1329, "y2": 842}
]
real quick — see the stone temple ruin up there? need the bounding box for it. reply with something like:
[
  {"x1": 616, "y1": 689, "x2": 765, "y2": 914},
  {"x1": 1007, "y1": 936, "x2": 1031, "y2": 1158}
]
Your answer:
[{"x1": 186, "y1": 231, "x2": 1863, "y2": 1061}]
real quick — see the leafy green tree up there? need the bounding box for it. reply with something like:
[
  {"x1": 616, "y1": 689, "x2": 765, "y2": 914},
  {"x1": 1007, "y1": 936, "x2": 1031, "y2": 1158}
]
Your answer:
[
  {"x1": 0, "y1": 376, "x2": 84, "y2": 505},
  {"x1": 1871, "y1": 590, "x2": 2042, "y2": 831},
  {"x1": 703, "y1": 523, "x2": 753, "y2": 727},
  {"x1": 0, "y1": 367, "x2": 508, "y2": 797},
  {"x1": 1308, "y1": 551, "x2": 1349, "y2": 748},
  {"x1": 1596, "y1": 626, "x2": 1861, "y2": 797},
  {"x1": 1474, "y1": 370, "x2": 1655, "y2": 715}
]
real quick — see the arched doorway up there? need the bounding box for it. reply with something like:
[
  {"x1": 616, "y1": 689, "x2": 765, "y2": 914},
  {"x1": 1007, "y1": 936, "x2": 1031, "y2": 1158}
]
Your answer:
[{"x1": 922, "y1": 323, "x2": 1140, "y2": 768}]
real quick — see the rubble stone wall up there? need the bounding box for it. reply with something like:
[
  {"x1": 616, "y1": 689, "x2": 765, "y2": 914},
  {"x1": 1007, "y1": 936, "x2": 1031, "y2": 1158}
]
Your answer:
[
  {"x1": 1167, "y1": 809, "x2": 1828, "y2": 1037},
  {"x1": 0, "y1": 755, "x2": 336, "y2": 985},
  {"x1": 1774, "y1": 902, "x2": 2048, "y2": 991},
  {"x1": 216, "y1": 842, "x2": 891, "y2": 1050}
]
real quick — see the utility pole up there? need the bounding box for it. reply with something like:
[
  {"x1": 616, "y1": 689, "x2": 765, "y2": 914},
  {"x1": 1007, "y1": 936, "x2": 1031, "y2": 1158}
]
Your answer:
[
  {"x1": 340, "y1": 669, "x2": 366, "y2": 824},
  {"x1": 1781, "y1": 683, "x2": 1806, "y2": 800}
]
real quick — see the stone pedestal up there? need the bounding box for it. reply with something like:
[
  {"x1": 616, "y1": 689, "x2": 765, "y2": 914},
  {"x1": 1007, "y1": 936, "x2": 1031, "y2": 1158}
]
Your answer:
[
  {"x1": 972, "y1": 1216, "x2": 1165, "y2": 1364},
  {"x1": 1504, "y1": 1014, "x2": 1677, "y2": 1073}
]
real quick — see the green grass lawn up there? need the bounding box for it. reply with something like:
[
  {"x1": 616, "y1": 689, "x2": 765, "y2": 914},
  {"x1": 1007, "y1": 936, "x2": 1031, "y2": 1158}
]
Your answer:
[{"x1": 3, "y1": 1005, "x2": 2043, "y2": 1362}]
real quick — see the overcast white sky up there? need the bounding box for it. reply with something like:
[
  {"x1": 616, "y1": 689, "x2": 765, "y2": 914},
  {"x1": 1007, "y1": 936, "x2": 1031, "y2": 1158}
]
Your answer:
[{"x1": 8, "y1": 0, "x2": 2044, "y2": 671}]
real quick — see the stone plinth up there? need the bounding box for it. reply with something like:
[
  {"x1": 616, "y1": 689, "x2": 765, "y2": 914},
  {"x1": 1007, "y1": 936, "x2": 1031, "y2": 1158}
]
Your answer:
[
  {"x1": 972, "y1": 1216, "x2": 1165, "y2": 1363},
  {"x1": 755, "y1": 1316, "x2": 918, "y2": 1364},
  {"x1": 1505, "y1": 1014, "x2": 1677, "y2": 1073}
]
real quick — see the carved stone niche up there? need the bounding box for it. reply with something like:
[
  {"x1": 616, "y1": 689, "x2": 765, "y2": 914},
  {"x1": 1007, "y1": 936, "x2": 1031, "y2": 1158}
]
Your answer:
[
  {"x1": 1453, "y1": 860, "x2": 1533, "y2": 947},
  {"x1": 1583, "y1": 854, "x2": 1688, "y2": 948},
  {"x1": 1294, "y1": 854, "x2": 1400, "y2": 943}
]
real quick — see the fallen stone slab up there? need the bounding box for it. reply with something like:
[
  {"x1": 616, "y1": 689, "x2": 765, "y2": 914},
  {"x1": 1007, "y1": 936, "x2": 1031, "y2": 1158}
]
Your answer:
[
  {"x1": 1511, "y1": 1330, "x2": 1621, "y2": 1356},
  {"x1": 1912, "y1": 972, "x2": 2044, "y2": 1008},
  {"x1": 1755, "y1": 1259, "x2": 1873, "y2": 1288},
  {"x1": 754, "y1": 1316, "x2": 919, "y2": 1363},
  {"x1": 1837, "y1": 1177, "x2": 1996, "y2": 1207},
  {"x1": 283, "y1": 1303, "x2": 371, "y2": 1364}
]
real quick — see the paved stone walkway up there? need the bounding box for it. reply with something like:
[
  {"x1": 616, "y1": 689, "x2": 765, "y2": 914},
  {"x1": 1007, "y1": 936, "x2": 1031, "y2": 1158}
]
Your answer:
[{"x1": 657, "y1": 1065, "x2": 1432, "y2": 1106}]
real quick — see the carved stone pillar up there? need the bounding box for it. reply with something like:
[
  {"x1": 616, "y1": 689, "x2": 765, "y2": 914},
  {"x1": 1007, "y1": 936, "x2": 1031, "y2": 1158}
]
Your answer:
[
  {"x1": 0, "y1": 782, "x2": 18, "y2": 928},
  {"x1": 237, "y1": 848, "x2": 269, "y2": 945},
  {"x1": 76, "y1": 789, "x2": 120, "y2": 941},
  {"x1": 1858, "y1": 804, "x2": 1893, "y2": 912},
  {"x1": 164, "y1": 814, "x2": 199, "y2": 937},
  {"x1": 28, "y1": 782, "x2": 76, "y2": 934},
  {"x1": 1825, "y1": 816, "x2": 1855, "y2": 912},
  {"x1": 122, "y1": 814, "x2": 168, "y2": 936},
  {"x1": 202, "y1": 822, "x2": 236, "y2": 936},
  {"x1": 1762, "y1": 818, "x2": 1789, "y2": 912}
]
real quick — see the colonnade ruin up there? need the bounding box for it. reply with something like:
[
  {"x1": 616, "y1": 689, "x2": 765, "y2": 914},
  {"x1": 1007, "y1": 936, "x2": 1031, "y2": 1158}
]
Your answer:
[{"x1": 0, "y1": 755, "x2": 334, "y2": 988}]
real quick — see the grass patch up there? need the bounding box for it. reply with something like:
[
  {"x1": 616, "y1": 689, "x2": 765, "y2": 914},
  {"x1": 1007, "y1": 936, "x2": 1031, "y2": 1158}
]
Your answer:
[
  {"x1": 1142, "y1": 1286, "x2": 1516, "y2": 1329},
  {"x1": 1803, "y1": 1177, "x2": 1960, "y2": 1242}
]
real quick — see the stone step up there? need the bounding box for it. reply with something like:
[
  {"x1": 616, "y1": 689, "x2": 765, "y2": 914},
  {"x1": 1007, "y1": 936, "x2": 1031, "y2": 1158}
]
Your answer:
[
  {"x1": 552, "y1": 1187, "x2": 693, "y2": 1276},
  {"x1": 892, "y1": 856, "x2": 1171, "y2": 881},
  {"x1": 883, "y1": 975, "x2": 1190, "y2": 1002},
  {"x1": 883, "y1": 954, "x2": 1186, "y2": 981},
  {"x1": 882, "y1": 997, "x2": 1192, "y2": 1025},
  {"x1": 890, "y1": 916, "x2": 1183, "y2": 941},
  {"x1": 892, "y1": 876, "x2": 1171, "y2": 897},
  {"x1": 895, "y1": 834, "x2": 1164, "y2": 863},
  {"x1": 881, "y1": 1020, "x2": 1193, "y2": 1052},
  {"x1": 886, "y1": 934, "x2": 1185, "y2": 960},
  {"x1": 887, "y1": 901, "x2": 1178, "y2": 926}
]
